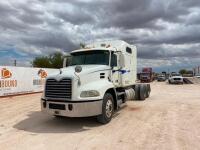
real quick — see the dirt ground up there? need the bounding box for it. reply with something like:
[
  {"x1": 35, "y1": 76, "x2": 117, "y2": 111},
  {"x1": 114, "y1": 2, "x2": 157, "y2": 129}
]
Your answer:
[{"x1": 0, "y1": 82, "x2": 200, "y2": 150}]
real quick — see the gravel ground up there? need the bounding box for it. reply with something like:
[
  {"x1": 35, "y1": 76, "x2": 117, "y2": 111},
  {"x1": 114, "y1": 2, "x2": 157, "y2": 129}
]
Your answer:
[{"x1": 0, "y1": 82, "x2": 200, "y2": 150}]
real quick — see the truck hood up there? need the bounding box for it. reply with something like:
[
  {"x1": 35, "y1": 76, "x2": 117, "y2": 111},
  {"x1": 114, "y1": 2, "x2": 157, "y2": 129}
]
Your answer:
[{"x1": 47, "y1": 65, "x2": 111, "y2": 79}]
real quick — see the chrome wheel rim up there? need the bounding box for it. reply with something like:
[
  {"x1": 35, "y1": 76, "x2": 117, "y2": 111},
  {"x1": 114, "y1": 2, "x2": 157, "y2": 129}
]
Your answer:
[{"x1": 105, "y1": 99, "x2": 113, "y2": 118}]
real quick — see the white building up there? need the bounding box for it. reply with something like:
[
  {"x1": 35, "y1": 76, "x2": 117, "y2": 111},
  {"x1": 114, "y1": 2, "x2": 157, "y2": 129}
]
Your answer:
[{"x1": 194, "y1": 66, "x2": 200, "y2": 75}]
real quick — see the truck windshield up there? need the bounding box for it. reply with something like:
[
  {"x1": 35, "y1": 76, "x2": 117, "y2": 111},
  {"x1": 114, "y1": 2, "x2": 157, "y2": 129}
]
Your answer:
[{"x1": 70, "y1": 50, "x2": 110, "y2": 66}]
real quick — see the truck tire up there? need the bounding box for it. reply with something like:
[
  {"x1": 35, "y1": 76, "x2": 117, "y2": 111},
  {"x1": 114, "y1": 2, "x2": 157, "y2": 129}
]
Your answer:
[
  {"x1": 97, "y1": 93, "x2": 114, "y2": 124},
  {"x1": 133, "y1": 85, "x2": 140, "y2": 100},
  {"x1": 139, "y1": 84, "x2": 147, "y2": 100},
  {"x1": 146, "y1": 84, "x2": 151, "y2": 98}
]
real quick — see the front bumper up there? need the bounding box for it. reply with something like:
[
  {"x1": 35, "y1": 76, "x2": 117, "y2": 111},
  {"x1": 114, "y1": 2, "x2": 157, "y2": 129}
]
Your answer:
[
  {"x1": 170, "y1": 80, "x2": 183, "y2": 84},
  {"x1": 157, "y1": 78, "x2": 165, "y2": 81},
  {"x1": 41, "y1": 98, "x2": 102, "y2": 117}
]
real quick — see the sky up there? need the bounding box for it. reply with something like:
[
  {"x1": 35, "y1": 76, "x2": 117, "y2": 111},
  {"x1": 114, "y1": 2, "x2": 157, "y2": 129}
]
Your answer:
[{"x1": 0, "y1": 0, "x2": 200, "y2": 72}]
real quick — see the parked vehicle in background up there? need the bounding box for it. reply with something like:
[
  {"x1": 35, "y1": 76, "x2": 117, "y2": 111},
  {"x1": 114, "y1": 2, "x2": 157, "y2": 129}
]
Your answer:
[
  {"x1": 168, "y1": 73, "x2": 183, "y2": 84},
  {"x1": 157, "y1": 74, "x2": 166, "y2": 82},
  {"x1": 41, "y1": 40, "x2": 151, "y2": 124},
  {"x1": 195, "y1": 74, "x2": 200, "y2": 79},
  {"x1": 194, "y1": 66, "x2": 200, "y2": 76},
  {"x1": 140, "y1": 67, "x2": 153, "y2": 83}
]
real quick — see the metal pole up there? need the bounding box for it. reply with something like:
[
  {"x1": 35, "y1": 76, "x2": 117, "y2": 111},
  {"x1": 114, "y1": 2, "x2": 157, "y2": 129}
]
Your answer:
[{"x1": 14, "y1": 60, "x2": 17, "y2": 66}]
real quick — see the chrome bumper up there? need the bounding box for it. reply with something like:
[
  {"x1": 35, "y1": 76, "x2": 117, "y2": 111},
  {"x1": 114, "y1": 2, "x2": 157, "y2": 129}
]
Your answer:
[{"x1": 41, "y1": 99, "x2": 102, "y2": 117}]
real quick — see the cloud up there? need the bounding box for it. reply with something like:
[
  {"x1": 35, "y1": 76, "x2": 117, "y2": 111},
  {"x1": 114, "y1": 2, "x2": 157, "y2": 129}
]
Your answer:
[
  {"x1": 137, "y1": 43, "x2": 200, "y2": 59},
  {"x1": 22, "y1": 31, "x2": 78, "y2": 51},
  {"x1": 53, "y1": 8, "x2": 95, "y2": 25},
  {"x1": 0, "y1": 0, "x2": 200, "y2": 71}
]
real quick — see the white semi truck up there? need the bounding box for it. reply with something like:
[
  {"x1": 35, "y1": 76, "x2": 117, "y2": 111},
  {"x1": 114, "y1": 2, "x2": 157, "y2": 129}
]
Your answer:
[{"x1": 41, "y1": 40, "x2": 151, "y2": 124}]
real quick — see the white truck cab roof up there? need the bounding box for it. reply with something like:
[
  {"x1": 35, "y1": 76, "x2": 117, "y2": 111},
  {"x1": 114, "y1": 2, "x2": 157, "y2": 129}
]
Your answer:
[
  {"x1": 71, "y1": 40, "x2": 136, "y2": 53},
  {"x1": 71, "y1": 47, "x2": 114, "y2": 53}
]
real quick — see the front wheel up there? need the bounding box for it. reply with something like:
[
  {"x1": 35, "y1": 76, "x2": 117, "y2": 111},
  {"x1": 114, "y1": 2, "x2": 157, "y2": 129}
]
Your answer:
[{"x1": 97, "y1": 93, "x2": 114, "y2": 124}]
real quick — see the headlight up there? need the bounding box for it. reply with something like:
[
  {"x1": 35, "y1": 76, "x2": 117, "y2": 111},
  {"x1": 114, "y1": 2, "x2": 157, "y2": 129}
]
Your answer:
[{"x1": 80, "y1": 90, "x2": 100, "y2": 97}]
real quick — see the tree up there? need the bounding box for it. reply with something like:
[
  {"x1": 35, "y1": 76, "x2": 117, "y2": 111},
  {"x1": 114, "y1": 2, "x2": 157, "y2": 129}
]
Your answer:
[
  {"x1": 80, "y1": 43, "x2": 86, "y2": 48},
  {"x1": 49, "y1": 52, "x2": 64, "y2": 68},
  {"x1": 32, "y1": 52, "x2": 64, "y2": 68},
  {"x1": 179, "y1": 69, "x2": 188, "y2": 75},
  {"x1": 32, "y1": 56, "x2": 51, "y2": 68}
]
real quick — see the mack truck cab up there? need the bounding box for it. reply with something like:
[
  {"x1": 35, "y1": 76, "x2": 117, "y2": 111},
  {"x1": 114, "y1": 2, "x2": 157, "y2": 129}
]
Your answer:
[{"x1": 41, "y1": 40, "x2": 151, "y2": 124}]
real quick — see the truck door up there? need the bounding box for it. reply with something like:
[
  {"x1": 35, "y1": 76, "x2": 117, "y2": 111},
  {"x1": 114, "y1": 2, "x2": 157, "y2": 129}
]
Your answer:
[{"x1": 111, "y1": 53, "x2": 120, "y2": 87}]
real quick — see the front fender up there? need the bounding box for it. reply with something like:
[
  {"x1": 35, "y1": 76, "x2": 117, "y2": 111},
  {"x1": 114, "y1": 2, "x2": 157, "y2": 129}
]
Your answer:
[{"x1": 75, "y1": 80, "x2": 114, "y2": 100}]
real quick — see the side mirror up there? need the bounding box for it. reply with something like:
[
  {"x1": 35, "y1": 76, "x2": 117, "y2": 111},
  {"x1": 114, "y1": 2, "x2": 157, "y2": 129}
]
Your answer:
[
  {"x1": 111, "y1": 54, "x2": 117, "y2": 68},
  {"x1": 118, "y1": 52, "x2": 125, "y2": 68}
]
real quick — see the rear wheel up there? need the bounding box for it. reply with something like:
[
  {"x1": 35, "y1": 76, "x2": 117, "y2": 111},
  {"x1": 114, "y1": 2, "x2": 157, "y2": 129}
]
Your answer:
[
  {"x1": 97, "y1": 93, "x2": 114, "y2": 124},
  {"x1": 133, "y1": 84, "x2": 140, "y2": 100},
  {"x1": 139, "y1": 84, "x2": 147, "y2": 100},
  {"x1": 146, "y1": 84, "x2": 151, "y2": 98}
]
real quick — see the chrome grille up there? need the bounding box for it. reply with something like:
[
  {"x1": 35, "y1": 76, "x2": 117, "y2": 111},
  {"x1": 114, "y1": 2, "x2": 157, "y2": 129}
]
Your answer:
[{"x1": 45, "y1": 78, "x2": 72, "y2": 99}]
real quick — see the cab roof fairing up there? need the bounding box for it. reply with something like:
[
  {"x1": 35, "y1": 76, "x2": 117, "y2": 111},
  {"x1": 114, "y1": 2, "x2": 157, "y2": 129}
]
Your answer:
[
  {"x1": 70, "y1": 40, "x2": 137, "y2": 54},
  {"x1": 86, "y1": 40, "x2": 137, "y2": 51},
  {"x1": 70, "y1": 47, "x2": 117, "y2": 54}
]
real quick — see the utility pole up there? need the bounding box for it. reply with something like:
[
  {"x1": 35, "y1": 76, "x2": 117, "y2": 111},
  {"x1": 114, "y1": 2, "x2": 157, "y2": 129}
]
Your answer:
[{"x1": 14, "y1": 60, "x2": 17, "y2": 66}]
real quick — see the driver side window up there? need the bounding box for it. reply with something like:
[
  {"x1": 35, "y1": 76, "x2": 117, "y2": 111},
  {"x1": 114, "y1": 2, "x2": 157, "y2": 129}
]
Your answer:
[{"x1": 111, "y1": 54, "x2": 117, "y2": 67}]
